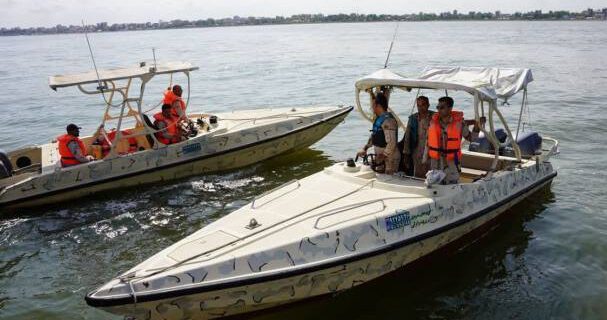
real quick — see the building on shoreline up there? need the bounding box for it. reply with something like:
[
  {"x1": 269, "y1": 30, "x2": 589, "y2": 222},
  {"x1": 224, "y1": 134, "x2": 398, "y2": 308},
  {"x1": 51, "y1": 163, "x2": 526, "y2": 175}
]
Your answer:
[{"x1": 2, "y1": 9, "x2": 606, "y2": 37}]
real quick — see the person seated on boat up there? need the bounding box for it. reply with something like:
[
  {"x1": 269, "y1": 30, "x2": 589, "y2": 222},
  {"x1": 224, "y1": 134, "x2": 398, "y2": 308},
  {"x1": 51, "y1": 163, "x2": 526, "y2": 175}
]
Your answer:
[
  {"x1": 93, "y1": 125, "x2": 138, "y2": 158},
  {"x1": 57, "y1": 123, "x2": 95, "y2": 167},
  {"x1": 163, "y1": 85, "x2": 187, "y2": 121},
  {"x1": 153, "y1": 104, "x2": 182, "y2": 145},
  {"x1": 402, "y1": 96, "x2": 435, "y2": 178},
  {"x1": 357, "y1": 91, "x2": 400, "y2": 174},
  {"x1": 424, "y1": 96, "x2": 485, "y2": 184}
]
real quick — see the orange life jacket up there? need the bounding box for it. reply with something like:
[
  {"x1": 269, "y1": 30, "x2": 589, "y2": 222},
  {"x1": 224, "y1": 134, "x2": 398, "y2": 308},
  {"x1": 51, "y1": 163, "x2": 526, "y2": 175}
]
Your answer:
[
  {"x1": 427, "y1": 111, "x2": 464, "y2": 161},
  {"x1": 100, "y1": 129, "x2": 138, "y2": 157},
  {"x1": 163, "y1": 90, "x2": 186, "y2": 119},
  {"x1": 57, "y1": 134, "x2": 87, "y2": 167},
  {"x1": 153, "y1": 112, "x2": 179, "y2": 145}
]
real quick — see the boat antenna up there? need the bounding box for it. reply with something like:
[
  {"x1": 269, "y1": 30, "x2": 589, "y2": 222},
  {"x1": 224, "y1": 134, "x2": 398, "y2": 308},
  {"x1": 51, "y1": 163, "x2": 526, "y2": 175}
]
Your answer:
[
  {"x1": 82, "y1": 20, "x2": 106, "y2": 91},
  {"x1": 152, "y1": 47, "x2": 158, "y2": 72},
  {"x1": 384, "y1": 22, "x2": 399, "y2": 69}
]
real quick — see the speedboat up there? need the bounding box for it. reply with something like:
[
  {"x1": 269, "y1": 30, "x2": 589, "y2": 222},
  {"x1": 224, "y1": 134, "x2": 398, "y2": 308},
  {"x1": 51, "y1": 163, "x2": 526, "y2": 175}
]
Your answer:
[
  {"x1": 85, "y1": 66, "x2": 558, "y2": 319},
  {"x1": 0, "y1": 62, "x2": 352, "y2": 210}
]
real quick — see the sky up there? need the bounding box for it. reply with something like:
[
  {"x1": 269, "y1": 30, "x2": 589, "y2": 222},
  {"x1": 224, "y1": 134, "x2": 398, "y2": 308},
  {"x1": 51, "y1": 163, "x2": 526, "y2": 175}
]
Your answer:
[{"x1": 1, "y1": 0, "x2": 606, "y2": 28}]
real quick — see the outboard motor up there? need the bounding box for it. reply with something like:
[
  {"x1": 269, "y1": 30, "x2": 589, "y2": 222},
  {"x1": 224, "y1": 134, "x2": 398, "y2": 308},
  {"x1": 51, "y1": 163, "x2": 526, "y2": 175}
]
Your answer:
[
  {"x1": 469, "y1": 128, "x2": 507, "y2": 154},
  {"x1": 0, "y1": 149, "x2": 13, "y2": 179},
  {"x1": 503, "y1": 131, "x2": 542, "y2": 158}
]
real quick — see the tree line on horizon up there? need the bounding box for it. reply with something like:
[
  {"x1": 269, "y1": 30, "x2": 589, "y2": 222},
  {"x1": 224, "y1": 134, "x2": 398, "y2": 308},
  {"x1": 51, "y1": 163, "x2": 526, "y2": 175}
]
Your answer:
[{"x1": 2, "y1": 8, "x2": 606, "y2": 36}]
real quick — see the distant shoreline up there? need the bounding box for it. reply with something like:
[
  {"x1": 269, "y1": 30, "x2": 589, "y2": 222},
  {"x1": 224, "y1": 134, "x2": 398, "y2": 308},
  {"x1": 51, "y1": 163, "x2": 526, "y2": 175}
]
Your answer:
[{"x1": 2, "y1": 10, "x2": 606, "y2": 37}]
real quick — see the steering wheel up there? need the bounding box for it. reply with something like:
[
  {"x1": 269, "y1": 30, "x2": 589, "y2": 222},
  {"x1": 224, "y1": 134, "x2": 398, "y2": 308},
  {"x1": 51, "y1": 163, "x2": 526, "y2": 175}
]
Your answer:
[{"x1": 355, "y1": 152, "x2": 382, "y2": 172}]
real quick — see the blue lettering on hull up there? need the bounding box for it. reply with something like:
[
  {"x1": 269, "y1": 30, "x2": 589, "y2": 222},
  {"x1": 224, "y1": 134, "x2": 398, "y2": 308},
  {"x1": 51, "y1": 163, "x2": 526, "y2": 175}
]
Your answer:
[
  {"x1": 182, "y1": 143, "x2": 202, "y2": 155},
  {"x1": 385, "y1": 210, "x2": 411, "y2": 231}
]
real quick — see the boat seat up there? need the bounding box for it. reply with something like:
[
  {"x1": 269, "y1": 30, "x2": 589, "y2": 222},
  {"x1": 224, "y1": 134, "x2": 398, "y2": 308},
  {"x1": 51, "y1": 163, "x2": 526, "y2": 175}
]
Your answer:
[
  {"x1": 460, "y1": 152, "x2": 516, "y2": 171},
  {"x1": 460, "y1": 167, "x2": 487, "y2": 182},
  {"x1": 141, "y1": 115, "x2": 157, "y2": 148},
  {"x1": 130, "y1": 127, "x2": 152, "y2": 151},
  {"x1": 41, "y1": 142, "x2": 60, "y2": 173}
]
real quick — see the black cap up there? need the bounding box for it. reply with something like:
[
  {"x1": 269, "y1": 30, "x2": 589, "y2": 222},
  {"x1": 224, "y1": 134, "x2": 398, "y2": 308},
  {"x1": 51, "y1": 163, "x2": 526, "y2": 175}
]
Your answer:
[{"x1": 66, "y1": 123, "x2": 81, "y2": 132}]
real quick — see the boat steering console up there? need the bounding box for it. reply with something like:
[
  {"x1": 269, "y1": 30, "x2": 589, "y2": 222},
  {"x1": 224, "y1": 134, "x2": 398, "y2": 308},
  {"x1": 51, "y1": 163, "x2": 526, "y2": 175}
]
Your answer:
[{"x1": 353, "y1": 153, "x2": 385, "y2": 173}]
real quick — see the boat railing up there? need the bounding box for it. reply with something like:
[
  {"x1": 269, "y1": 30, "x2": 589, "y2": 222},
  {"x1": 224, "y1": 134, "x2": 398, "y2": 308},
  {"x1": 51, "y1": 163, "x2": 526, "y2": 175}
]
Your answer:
[
  {"x1": 251, "y1": 179, "x2": 301, "y2": 209},
  {"x1": 541, "y1": 136, "x2": 560, "y2": 161}
]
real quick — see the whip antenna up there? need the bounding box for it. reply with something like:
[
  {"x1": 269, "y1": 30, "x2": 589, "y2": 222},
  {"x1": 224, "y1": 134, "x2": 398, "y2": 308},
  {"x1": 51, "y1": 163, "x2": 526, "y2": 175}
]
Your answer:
[
  {"x1": 82, "y1": 20, "x2": 106, "y2": 91},
  {"x1": 152, "y1": 47, "x2": 158, "y2": 72},
  {"x1": 384, "y1": 22, "x2": 399, "y2": 69}
]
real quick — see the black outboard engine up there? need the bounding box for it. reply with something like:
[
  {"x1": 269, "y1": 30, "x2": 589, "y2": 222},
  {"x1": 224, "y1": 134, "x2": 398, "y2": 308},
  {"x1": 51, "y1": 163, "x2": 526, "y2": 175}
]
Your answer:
[
  {"x1": 503, "y1": 131, "x2": 542, "y2": 158},
  {"x1": 469, "y1": 128, "x2": 508, "y2": 154},
  {"x1": 0, "y1": 149, "x2": 13, "y2": 179}
]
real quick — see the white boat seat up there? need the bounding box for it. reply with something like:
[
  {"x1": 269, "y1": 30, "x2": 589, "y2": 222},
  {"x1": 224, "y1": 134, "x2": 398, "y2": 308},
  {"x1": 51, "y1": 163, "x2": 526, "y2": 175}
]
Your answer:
[{"x1": 460, "y1": 167, "x2": 487, "y2": 183}]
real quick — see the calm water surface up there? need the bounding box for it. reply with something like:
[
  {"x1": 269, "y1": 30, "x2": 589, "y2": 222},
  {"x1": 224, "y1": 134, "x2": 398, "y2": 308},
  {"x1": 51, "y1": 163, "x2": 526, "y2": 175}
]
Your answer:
[{"x1": 0, "y1": 21, "x2": 606, "y2": 320}]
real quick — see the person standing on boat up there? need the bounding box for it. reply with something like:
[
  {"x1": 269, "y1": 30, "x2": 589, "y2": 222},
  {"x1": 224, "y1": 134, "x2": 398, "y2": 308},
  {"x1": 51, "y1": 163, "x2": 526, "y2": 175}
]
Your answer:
[
  {"x1": 153, "y1": 104, "x2": 182, "y2": 145},
  {"x1": 163, "y1": 85, "x2": 187, "y2": 120},
  {"x1": 57, "y1": 124, "x2": 94, "y2": 167},
  {"x1": 402, "y1": 96, "x2": 434, "y2": 178},
  {"x1": 357, "y1": 91, "x2": 400, "y2": 174},
  {"x1": 425, "y1": 96, "x2": 484, "y2": 184}
]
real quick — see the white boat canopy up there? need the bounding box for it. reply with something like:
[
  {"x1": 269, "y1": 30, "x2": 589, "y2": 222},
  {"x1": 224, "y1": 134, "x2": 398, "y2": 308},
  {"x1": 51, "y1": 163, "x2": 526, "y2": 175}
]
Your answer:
[
  {"x1": 355, "y1": 66, "x2": 536, "y2": 168},
  {"x1": 48, "y1": 61, "x2": 199, "y2": 90},
  {"x1": 47, "y1": 61, "x2": 199, "y2": 159},
  {"x1": 355, "y1": 66, "x2": 533, "y2": 102}
]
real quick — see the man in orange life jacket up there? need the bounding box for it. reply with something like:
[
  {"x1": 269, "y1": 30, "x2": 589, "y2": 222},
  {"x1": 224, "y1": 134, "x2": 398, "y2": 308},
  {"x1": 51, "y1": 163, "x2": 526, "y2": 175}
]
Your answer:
[
  {"x1": 57, "y1": 124, "x2": 94, "y2": 167},
  {"x1": 357, "y1": 91, "x2": 400, "y2": 174},
  {"x1": 424, "y1": 96, "x2": 484, "y2": 184},
  {"x1": 163, "y1": 85, "x2": 187, "y2": 120},
  {"x1": 153, "y1": 104, "x2": 182, "y2": 145}
]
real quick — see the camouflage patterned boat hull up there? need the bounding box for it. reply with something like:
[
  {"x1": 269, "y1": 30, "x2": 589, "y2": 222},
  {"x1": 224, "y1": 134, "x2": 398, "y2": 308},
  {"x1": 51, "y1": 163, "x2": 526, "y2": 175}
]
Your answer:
[
  {"x1": 0, "y1": 106, "x2": 352, "y2": 210},
  {"x1": 86, "y1": 151, "x2": 556, "y2": 320}
]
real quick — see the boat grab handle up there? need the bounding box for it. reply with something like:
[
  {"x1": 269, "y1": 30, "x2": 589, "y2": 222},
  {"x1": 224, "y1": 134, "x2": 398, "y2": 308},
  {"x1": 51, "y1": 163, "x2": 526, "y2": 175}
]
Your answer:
[
  {"x1": 542, "y1": 136, "x2": 560, "y2": 160},
  {"x1": 251, "y1": 179, "x2": 301, "y2": 209}
]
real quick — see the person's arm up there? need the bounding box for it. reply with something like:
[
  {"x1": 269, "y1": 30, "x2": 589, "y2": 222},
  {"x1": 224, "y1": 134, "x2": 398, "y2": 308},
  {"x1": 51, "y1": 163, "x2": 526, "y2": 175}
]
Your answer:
[
  {"x1": 402, "y1": 117, "x2": 414, "y2": 155},
  {"x1": 463, "y1": 123, "x2": 479, "y2": 142},
  {"x1": 67, "y1": 140, "x2": 90, "y2": 163},
  {"x1": 358, "y1": 135, "x2": 372, "y2": 156},
  {"x1": 173, "y1": 100, "x2": 186, "y2": 120},
  {"x1": 382, "y1": 118, "x2": 398, "y2": 156},
  {"x1": 463, "y1": 117, "x2": 484, "y2": 142},
  {"x1": 156, "y1": 121, "x2": 175, "y2": 140}
]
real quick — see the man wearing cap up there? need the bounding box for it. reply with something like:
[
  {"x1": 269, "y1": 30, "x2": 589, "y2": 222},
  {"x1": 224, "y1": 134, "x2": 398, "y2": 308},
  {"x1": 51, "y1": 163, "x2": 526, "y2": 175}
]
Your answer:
[
  {"x1": 402, "y1": 95, "x2": 434, "y2": 178},
  {"x1": 356, "y1": 91, "x2": 400, "y2": 174},
  {"x1": 57, "y1": 124, "x2": 94, "y2": 167}
]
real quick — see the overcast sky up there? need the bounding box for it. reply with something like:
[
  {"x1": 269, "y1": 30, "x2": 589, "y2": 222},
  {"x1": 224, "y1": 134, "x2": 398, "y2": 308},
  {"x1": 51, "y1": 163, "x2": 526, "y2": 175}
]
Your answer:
[{"x1": 1, "y1": 0, "x2": 606, "y2": 28}]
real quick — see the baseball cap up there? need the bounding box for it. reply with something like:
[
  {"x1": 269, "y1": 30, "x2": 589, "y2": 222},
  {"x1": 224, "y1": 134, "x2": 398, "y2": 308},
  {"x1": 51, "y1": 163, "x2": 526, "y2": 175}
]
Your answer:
[{"x1": 66, "y1": 123, "x2": 81, "y2": 131}]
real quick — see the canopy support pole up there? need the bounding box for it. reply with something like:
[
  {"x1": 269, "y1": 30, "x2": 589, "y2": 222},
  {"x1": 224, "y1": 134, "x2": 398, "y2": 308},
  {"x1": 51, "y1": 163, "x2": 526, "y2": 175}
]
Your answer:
[
  {"x1": 355, "y1": 89, "x2": 374, "y2": 122},
  {"x1": 474, "y1": 94, "x2": 500, "y2": 170},
  {"x1": 355, "y1": 88, "x2": 406, "y2": 131},
  {"x1": 185, "y1": 71, "x2": 191, "y2": 108},
  {"x1": 486, "y1": 101, "x2": 502, "y2": 170},
  {"x1": 409, "y1": 88, "x2": 420, "y2": 116},
  {"x1": 492, "y1": 104, "x2": 522, "y2": 162},
  {"x1": 515, "y1": 88, "x2": 527, "y2": 139},
  {"x1": 109, "y1": 101, "x2": 127, "y2": 159},
  {"x1": 137, "y1": 74, "x2": 161, "y2": 148}
]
